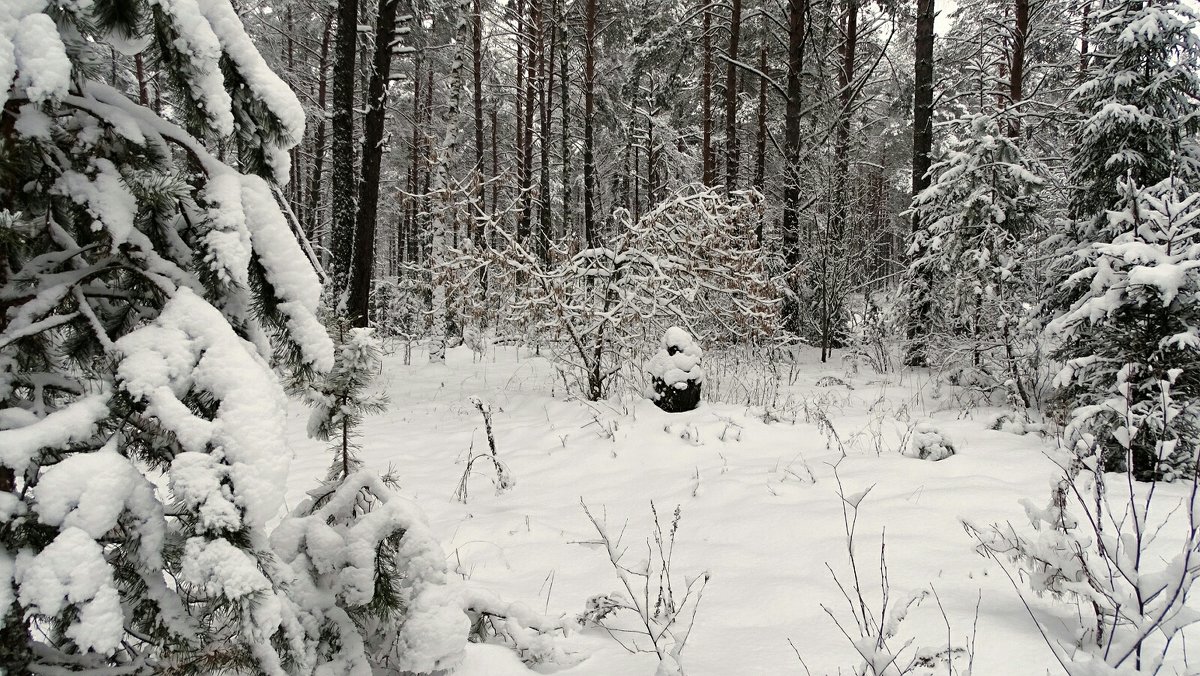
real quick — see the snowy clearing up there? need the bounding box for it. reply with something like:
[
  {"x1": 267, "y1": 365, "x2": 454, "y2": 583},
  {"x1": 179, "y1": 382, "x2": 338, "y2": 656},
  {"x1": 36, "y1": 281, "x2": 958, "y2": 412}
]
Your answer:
[{"x1": 283, "y1": 345, "x2": 1176, "y2": 675}]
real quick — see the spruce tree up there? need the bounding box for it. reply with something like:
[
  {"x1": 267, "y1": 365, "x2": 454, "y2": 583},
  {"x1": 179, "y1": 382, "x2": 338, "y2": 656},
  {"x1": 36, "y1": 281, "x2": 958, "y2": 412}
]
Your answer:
[
  {"x1": 0, "y1": 2, "x2": 334, "y2": 672},
  {"x1": 909, "y1": 113, "x2": 1047, "y2": 404},
  {"x1": 1051, "y1": 0, "x2": 1200, "y2": 479}
]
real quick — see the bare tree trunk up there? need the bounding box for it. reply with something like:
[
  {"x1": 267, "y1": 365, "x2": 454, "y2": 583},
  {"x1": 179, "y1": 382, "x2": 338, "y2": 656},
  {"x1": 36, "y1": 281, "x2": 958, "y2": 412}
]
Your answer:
[
  {"x1": 1080, "y1": 1, "x2": 1091, "y2": 80},
  {"x1": 560, "y1": 7, "x2": 572, "y2": 238},
  {"x1": 538, "y1": 0, "x2": 555, "y2": 259},
  {"x1": 430, "y1": 0, "x2": 473, "y2": 362},
  {"x1": 905, "y1": 0, "x2": 935, "y2": 366},
  {"x1": 515, "y1": 0, "x2": 527, "y2": 239},
  {"x1": 724, "y1": 0, "x2": 742, "y2": 191},
  {"x1": 330, "y1": 0, "x2": 359, "y2": 297},
  {"x1": 348, "y1": 0, "x2": 404, "y2": 327},
  {"x1": 701, "y1": 3, "x2": 714, "y2": 187},
  {"x1": 306, "y1": 12, "x2": 335, "y2": 241},
  {"x1": 754, "y1": 43, "x2": 767, "y2": 246},
  {"x1": 521, "y1": 0, "x2": 537, "y2": 245},
  {"x1": 491, "y1": 105, "x2": 499, "y2": 217},
  {"x1": 473, "y1": 0, "x2": 486, "y2": 232},
  {"x1": 583, "y1": 0, "x2": 598, "y2": 248},
  {"x1": 780, "y1": 0, "x2": 806, "y2": 336},
  {"x1": 1008, "y1": 0, "x2": 1028, "y2": 137}
]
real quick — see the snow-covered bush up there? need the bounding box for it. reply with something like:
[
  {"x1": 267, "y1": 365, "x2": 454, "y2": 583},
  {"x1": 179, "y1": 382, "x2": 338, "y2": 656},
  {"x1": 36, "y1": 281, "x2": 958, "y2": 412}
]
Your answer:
[
  {"x1": 968, "y1": 370, "x2": 1200, "y2": 673},
  {"x1": 271, "y1": 471, "x2": 470, "y2": 675},
  {"x1": 0, "y1": 1, "x2": 335, "y2": 671},
  {"x1": 905, "y1": 423, "x2": 956, "y2": 461},
  {"x1": 646, "y1": 327, "x2": 704, "y2": 413},
  {"x1": 462, "y1": 187, "x2": 774, "y2": 400}
]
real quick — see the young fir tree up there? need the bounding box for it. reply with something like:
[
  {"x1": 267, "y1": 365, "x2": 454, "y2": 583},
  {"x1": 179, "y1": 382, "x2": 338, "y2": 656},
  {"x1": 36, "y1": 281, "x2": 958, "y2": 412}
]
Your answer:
[
  {"x1": 0, "y1": 1, "x2": 337, "y2": 672},
  {"x1": 1050, "y1": 0, "x2": 1200, "y2": 479},
  {"x1": 1052, "y1": 178, "x2": 1200, "y2": 480},
  {"x1": 909, "y1": 114, "x2": 1047, "y2": 406}
]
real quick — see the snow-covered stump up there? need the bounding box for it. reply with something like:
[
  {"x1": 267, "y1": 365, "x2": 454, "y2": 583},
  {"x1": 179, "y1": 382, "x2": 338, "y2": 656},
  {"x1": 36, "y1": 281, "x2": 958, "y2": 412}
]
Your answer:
[{"x1": 646, "y1": 328, "x2": 704, "y2": 413}]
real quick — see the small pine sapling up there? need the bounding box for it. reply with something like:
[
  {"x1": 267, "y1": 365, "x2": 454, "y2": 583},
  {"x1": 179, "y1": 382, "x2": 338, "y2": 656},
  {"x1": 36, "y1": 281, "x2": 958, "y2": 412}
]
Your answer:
[{"x1": 301, "y1": 319, "x2": 389, "y2": 482}]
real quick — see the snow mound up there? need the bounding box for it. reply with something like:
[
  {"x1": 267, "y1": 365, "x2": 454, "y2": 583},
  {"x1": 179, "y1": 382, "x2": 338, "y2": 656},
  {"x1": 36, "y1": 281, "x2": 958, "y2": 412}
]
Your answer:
[{"x1": 906, "y1": 422, "x2": 956, "y2": 461}]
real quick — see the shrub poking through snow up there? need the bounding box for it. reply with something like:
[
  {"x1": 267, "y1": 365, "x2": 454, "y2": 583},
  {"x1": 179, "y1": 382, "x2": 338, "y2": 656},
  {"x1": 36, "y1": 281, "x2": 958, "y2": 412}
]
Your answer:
[
  {"x1": 454, "y1": 397, "x2": 514, "y2": 502},
  {"x1": 906, "y1": 423, "x2": 956, "y2": 461},
  {"x1": 580, "y1": 501, "x2": 709, "y2": 676},
  {"x1": 647, "y1": 328, "x2": 704, "y2": 413}
]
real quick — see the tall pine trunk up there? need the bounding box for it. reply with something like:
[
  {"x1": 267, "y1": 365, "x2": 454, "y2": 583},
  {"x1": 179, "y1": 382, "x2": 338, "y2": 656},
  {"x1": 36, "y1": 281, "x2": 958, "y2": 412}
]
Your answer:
[
  {"x1": 583, "y1": 0, "x2": 598, "y2": 247},
  {"x1": 330, "y1": 0, "x2": 359, "y2": 296},
  {"x1": 430, "y1": 0, "x2": 473, "y2": 362},
  {"x1": 905, "y1": 0, "x2": 935, "y2": 366},
  {"x1": 781, "y1": 0, "x2": 806, "y2": 336},
  {"x1": 348, "y1": 0, "x2": 404, "y2": 327},
  {"x1": 724, "y1": 0, "x2": 742, "y2": 191}
]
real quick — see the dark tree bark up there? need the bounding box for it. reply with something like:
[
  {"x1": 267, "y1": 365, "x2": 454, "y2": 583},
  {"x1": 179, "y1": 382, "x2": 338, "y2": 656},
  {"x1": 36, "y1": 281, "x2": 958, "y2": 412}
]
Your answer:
[
  {"x1": 515, "y1": 0, "x2": 527, "y2": 239},
  {"x1": 473, "y1": 0, "x2": 486, "y2": 228},
  {"x1": 1080, "y1": 1, "x2": 1091, "y2": 80},
  {"x1": 537, "y1": 0, "x2": 555, "y2": 259},
  {"x1": 905, "y1": 0, "x2": 936, "y2": 366},
  {"x1": 754, "y1": 43, "x2": 767, "y2": 246},
  {"x1": 583, "y1": 0, "x2": 598, "y2": 247},
  {"x1": 347, "y1": 0, "x2": 403, "y2": 327},
  {"x1": 560, "y1": 7, "x2": 571, "y2": 237},
  {"x1": 701, "y1": 3, "x2": 714, "y2": 186},
  {"x1": 780, "y1": 0, "x2": 806, "y2": 336},
  {"x1": 724, "y1": 0, "x2": 742, "y2": 191},
  {"x1": 521, "y1": 0, "x2": 538, "y2": 245},
  {"x1": 306, "y1": 12, "x2": 335, "y2": 239},
  {"x1": 1008, "y1": 0, "x2": 1028, "y2": 137},
  {"x1": 330, "y1": 0, "x2": 359, "y2": 294}
]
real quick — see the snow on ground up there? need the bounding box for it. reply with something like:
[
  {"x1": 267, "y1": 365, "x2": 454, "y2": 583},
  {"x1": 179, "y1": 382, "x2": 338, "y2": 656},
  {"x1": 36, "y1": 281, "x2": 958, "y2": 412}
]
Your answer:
[{"x1": 281, "y1": 344, "x2": 1109, "y2": 675}]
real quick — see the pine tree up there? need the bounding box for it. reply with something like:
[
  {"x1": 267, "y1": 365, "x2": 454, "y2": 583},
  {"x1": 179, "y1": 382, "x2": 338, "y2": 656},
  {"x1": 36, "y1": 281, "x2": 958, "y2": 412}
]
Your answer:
[
  {"x1": 0, "y1": 2, "x2": 334, "y2": 671},
  {"x1": 1067, "y1": 1, "x2": 1200, "y2": 228}
]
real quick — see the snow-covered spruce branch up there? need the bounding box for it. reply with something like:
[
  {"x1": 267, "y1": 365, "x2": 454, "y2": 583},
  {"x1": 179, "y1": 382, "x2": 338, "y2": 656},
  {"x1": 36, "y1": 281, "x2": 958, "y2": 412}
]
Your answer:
[{"x1": 580, "y1": 501, "x2": 709, "y2": 676}]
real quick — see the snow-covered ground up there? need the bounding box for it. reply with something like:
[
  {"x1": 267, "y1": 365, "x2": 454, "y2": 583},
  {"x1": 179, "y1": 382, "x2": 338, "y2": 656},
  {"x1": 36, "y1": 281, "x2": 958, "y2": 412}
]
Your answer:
[{"x1": 279, "y1": 344, "x2": 1147, "y2": 675}]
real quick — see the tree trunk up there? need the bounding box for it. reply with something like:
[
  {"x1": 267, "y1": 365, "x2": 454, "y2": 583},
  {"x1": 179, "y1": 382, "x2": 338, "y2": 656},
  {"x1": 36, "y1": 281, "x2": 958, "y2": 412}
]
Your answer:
[
  {"x1": 702, "y1": 4, "x2": 714, "y2": 187},
  {"x1": 583, "y1": 0, "x2": 598, "y2": 248},
  {"x1": 347, "y1": 0, "x2": 403, "y2": 327},
  {"x1": 306, "y1": 12, "x2": 335, "y2": 242},
  {"x1": 560, "y1": 8, "x2": 571, "y2": 238},
  {"x1": 538, "y1": 0, "x2": 555, "y2": 259},
  {"x1": 430, "y1": 0, "x2": 473, "y2": 362},
  {"x1": 754, "y1": 43, "x2": 767, "y2": 246},
  {"x1": 330, "y1": 0, "x2": 359, "y2": 297},
  {"x1": 780, "y1": 0, "x2": 806, "y2": 336},
  {"x1": 905, "y1": 0, "x2": 935, "y2": 367},
  {"x1": 1008, "y1": 0, "x2": 1028, "y2": 137},
  {"x1": 473, "y1": 0, "x2": 486, "y2": 231},
  {"x1": 724, "y1": 0, "x2": 743, "y2": 192}
]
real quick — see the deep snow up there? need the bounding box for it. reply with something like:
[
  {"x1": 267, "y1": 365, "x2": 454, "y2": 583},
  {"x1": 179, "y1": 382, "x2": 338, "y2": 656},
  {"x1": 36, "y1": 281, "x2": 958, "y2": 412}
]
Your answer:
[{"x1": 281, "y1": 343, "x2": 1192, "y2": 675}]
